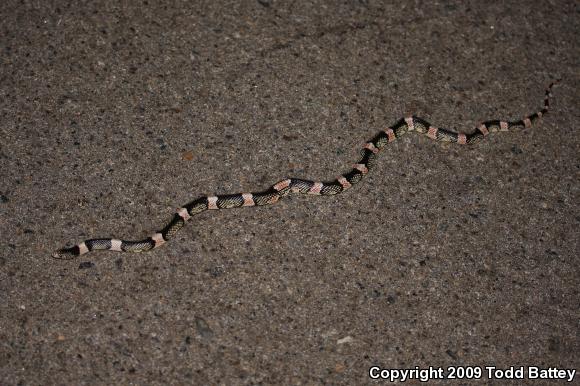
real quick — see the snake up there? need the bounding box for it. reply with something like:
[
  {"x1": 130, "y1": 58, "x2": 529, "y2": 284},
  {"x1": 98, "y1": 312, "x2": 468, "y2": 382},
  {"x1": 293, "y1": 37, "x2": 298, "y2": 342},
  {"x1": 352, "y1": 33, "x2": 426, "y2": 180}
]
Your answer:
[{"x1": 54, "y1": 81, "x2": 559, "y2": 259}]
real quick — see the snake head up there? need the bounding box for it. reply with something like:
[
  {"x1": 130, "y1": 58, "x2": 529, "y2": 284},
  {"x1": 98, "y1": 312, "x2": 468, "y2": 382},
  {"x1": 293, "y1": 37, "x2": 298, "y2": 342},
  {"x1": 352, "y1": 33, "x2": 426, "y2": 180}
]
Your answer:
[{"x1": 52, "y1": 246, "x2": 79, "y2": 259}]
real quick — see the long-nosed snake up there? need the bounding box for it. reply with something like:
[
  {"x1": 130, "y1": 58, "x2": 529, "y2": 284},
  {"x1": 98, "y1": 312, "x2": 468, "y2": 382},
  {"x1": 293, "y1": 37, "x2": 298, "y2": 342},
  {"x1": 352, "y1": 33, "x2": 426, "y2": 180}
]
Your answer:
[{"x1": 54, "y1": 81, "x2": 559, "y2": 259}]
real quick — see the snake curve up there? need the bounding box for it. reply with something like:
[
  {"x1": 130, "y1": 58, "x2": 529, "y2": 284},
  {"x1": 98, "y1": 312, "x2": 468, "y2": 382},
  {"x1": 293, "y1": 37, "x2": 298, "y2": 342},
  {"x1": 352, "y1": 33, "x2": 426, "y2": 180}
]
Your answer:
[{"x1": 54, "y1": 81, "x2": 559, "y2": 259}]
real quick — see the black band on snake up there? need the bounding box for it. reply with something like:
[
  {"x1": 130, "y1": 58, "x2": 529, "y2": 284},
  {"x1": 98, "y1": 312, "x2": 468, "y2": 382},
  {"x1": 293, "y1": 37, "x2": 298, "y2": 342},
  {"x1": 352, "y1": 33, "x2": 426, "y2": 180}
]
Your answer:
[{"x1": 54, "y1": 81, "x2": 560, "y2": 259}]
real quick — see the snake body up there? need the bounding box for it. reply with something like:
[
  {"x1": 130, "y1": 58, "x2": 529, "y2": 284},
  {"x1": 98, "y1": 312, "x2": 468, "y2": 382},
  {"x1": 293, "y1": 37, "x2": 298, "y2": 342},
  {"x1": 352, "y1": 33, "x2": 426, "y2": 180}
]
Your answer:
[{"x1": 54, "y1": 81, "x2": 558, "y2": 259}]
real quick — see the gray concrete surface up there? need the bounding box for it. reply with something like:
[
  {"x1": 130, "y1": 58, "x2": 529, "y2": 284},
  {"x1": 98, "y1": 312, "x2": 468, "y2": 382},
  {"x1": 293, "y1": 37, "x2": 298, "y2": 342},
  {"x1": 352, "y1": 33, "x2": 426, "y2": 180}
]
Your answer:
[{"x1": 1, "y1": 1, "x2": 578, "y2": 384}]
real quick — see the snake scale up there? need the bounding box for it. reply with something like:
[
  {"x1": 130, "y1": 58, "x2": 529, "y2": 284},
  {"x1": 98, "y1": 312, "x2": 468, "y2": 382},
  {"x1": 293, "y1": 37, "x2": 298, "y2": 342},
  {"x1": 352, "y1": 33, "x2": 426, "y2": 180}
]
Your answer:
[{"x1": 54, "y1": 81, "x2": 559, "y2": 259}]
